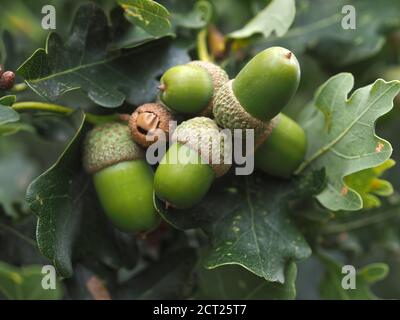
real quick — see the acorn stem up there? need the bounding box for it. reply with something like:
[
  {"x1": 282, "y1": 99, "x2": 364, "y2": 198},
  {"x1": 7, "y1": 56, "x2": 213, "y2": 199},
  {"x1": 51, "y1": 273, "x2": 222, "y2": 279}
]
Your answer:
[
  {"x1": 12, "y1": 101, "x2": 119, "y2": 125},
  {"x1": 197, "y1": 28, "x2": 212, "y2": 62},
  {"x1": 10, "y1": 82, "x2": 28, "y2": 93}
]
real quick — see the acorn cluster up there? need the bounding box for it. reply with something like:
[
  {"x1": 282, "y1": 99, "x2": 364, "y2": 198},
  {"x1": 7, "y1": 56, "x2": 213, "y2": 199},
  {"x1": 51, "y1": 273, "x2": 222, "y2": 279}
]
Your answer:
[{"x1": 83, "y1": 47, "x2": 306, "y2": 233}]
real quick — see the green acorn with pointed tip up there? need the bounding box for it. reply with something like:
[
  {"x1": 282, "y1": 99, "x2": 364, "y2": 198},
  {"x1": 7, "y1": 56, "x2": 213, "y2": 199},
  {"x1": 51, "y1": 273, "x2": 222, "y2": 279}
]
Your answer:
[
  {"x1": 255, "y1": 113, "x2": 306, "y2": 178},
  {"x1": 213, "y1": 46, "x2": 300, "y2": 145},
  {"x1": 83, "y1": 122, "x2": 159, "y2": 232},
  {"x1": 154, "y1": 117, "x2": 231, "y2": 209},
  {"x1": 159, "y1": 61, "x2": 229, "y2": 115}
]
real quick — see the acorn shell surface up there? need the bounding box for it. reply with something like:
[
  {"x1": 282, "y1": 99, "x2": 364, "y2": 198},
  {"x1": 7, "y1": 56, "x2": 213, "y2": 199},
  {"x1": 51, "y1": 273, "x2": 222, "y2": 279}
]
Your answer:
[
  {"x1": 93, "y1": 160, "x2": 160, "y2": 232},
  {"x1": 233, "y1": 46, "x2": 300, "y2": 121},
  {"x1": 255, "y1": 113, "x2": 306, "y2": 178}
]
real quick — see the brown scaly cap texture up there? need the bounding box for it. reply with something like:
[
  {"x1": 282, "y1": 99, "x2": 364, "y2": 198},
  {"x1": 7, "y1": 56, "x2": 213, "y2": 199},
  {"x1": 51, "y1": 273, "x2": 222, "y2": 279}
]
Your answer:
[
  {"x1": 187, "y1": 60, "x2": 229, "y2": 117},
  {"x1": 172, "y1": 117, "x2": 232, "y2": 178},
  {"x1": 0, "y1": 71, "x2": 15, "y2": 90},
  {"x1": 129, "y1": 103, "x2": 174, "y2": 148},
  {"x1": 213, "y1": 79, "x2": 275, "y2": 148},
  {"x1": 83, "y1": 122, "x2": 144, "y2": 174}
]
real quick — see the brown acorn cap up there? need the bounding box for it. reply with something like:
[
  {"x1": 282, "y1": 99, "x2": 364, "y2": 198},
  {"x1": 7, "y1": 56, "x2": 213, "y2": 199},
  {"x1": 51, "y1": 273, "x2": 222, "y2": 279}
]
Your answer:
[
  {"x1": 187, "y1": 60, "x2": 229, "y2": 117},
  {"x1": 83, "y1": 122, "x2": 144, "y2": 174},
  {"x1": 213, "y1": 80, "x2": 276, "y2": 148},
  {"x1": 0, "y1": 71, "x2": 15, "y2": 90},
  {"x1": 172, "y1": 117, "x2": 232, "y2": 178},
  {"x1": 129, "y1": 103, "x2": 174, "y2": 148}
]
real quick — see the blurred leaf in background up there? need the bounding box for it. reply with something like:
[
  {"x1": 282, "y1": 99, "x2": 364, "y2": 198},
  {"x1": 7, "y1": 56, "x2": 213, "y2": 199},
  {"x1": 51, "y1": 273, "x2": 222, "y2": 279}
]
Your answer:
[
  {"x1": 345, "y1": 159, "x2": 395, "y2": 209},
  {"x1": 0, "y1": 261, "x2": 63, "y2": 300}
]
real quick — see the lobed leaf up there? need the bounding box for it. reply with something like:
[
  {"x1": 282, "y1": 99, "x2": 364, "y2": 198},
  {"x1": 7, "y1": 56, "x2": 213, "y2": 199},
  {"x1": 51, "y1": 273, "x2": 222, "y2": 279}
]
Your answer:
[
  {"x1": 229, "y1": 0, "x2": 295, "y2": 39},
  {"x1": 156, "y1": 171, "x2": 325, "y2": 283},
  {"x1": 17, "y1": 3, "x2": 189, "y2": 108},
  {"x1": 197, "y1": 261, "x2": 297, "y2": 300},
  {"x1": 297, "y1": 73, "x2": 400, "y2": 211}
]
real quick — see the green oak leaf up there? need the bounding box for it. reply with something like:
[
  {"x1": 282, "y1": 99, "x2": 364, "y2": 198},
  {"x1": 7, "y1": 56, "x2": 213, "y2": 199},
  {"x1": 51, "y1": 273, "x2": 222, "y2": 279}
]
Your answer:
[
  {"x1": 110, "y1": 6, "x2": 164, "y2": 50},
  {"x1": 0, "y1": 95, "x2": 16, "y2": 106},
  {"x1": 255, "y1": 0, "x2": 400, "y2": 66},
  {"x1": 0, "y1": 261, "x2": 63, "y2": 300},
  {"x1": 297, "y1": 73, "x2": 400, "y2": 211},
  {"x1": 26, "y1": 111, "x2": 86, "y2": 277},
  {"x1": 156, "y1": 171, "x2": 325, "y2": 283},
  {"x1": 319, "y1": 254, "x2": 388, "y2": 300},
  {"x1": 17, "y1": 3, "x2": 189, "y2": 108},
  {"x1": 197, "y1": 261, "x2": 297, "y2": 300},
  {"x1": 229, "y1": 0, "x2": 295, "y2": 39},
  {"x1": 345, "y1": 159, "x2": 395, "y2": 209},
  {"x1": 0, "y1": 95, "x2": 19, "y2": 126},
  {"x1": 117, "y1": 0, "x2": 172, "y2": 37}
]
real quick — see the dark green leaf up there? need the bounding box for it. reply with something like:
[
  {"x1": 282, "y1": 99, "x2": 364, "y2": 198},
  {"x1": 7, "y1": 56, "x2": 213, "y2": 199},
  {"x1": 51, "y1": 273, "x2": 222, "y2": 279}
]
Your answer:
[
  {"x1": 197, "y1": 261, "x2": 297, "y2": 299},
  {"x1": 17, "y1": 3, "x2": 189, "y2": 108},
  {"x1": 0, "y1": 95, "x2": 19, "y2": 127},
  {"x1": 25, "y1": 111, "x2": 86, "y2": 277},
  {"x1": 156, "y1": 171, "x2": 325, "y2": 283},
  {"x1": 255, "y1": 0, "x2": 400, "y2": 66},
  {"x1": 297, "y1": 73, "x2": 400, "y2": 211},
  {"x1": 0, "y1": 95, "x2": 16, "y2": 106}
]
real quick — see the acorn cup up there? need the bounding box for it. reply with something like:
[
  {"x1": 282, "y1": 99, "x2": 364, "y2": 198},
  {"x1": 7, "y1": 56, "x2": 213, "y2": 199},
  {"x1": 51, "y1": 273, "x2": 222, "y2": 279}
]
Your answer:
[
  {"x1": 154, "y1": 117, "x2": 231, "y2": 209},
  {"x1": 159, "y1": 61, "x2": 229, "y2": 116},
  {"x1": 213, "y1": 46, "x2": 300, "y2": 146},
  {"x1": 83, "y1": 122, "x2": 159, "y2": 232}
]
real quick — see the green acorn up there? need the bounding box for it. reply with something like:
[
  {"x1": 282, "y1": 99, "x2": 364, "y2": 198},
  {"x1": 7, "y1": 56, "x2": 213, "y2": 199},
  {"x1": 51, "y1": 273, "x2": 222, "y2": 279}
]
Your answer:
[
  {"x1": 255, "y1": 113, "x2": 306, "y2": 178},
  {"x1": 83, "y1": 122, "x2": 159, "y2": 232},
  {"x1": 213, "y1": 46, "x2": 300, "y2": 144},
  {"x1": 159, "y1": 61, "x2": 229, "y2": 115},
  {"x1": 154, "y1": 117, "x2": 231, "y2": 209}
]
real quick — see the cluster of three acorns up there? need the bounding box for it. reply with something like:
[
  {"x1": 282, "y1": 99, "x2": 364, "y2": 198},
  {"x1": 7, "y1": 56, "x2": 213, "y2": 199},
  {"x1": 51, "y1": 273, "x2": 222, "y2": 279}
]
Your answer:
[{"x1": 83, "y1": 46, "x2": 306, "y2": 233}]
